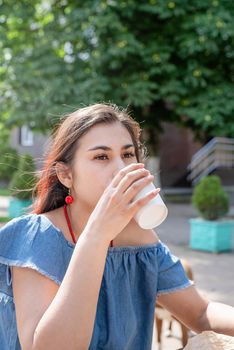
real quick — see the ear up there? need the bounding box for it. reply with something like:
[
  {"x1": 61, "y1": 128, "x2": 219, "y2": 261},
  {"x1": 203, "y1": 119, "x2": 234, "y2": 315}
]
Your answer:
[{"x1": 55, "y1": 162, "x2": 73, "y2": 188}]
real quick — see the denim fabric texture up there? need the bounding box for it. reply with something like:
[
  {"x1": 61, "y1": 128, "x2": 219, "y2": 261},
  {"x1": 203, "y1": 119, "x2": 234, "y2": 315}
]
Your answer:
[{"x1": 0, "y1": 214, "x2": 193, "y2": 350}]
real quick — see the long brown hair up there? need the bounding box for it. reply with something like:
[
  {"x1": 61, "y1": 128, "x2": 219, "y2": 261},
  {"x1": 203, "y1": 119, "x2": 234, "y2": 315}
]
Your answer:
[{"x1": 32, "y1": 103, "x2": 147, "y2": 214}]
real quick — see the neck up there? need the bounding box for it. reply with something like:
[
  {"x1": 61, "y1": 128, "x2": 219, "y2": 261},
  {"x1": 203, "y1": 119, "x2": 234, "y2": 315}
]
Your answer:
[
  {"x1": 66, "y1": 202, "x2": 92, "y2": 241},
  {"x1": 65, "y1": 203, "x2": 156, "y2": 245}
]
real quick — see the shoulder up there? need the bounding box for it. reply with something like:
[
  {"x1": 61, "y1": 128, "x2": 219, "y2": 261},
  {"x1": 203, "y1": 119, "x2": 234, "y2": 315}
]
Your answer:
[
  {"x1": 0, "y1": 214, "x2": 52, "y2": 253},
  {"x1": 0, "y1": 213, "x2": 73, "y2": 261},
  {"x1": 0, "y1": 213, "x2": 64, "y2": 242},
  {"x1": 0, "y1": 213, "x2": 49, "y2": 233},
  {"x1": 0, "y1": 214, "x2": 74, "y2": 285}
]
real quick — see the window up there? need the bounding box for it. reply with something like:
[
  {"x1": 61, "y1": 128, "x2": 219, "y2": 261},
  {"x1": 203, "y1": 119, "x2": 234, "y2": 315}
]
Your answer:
[{"x1": 19, "y1": 126, "x2": 34, "y2": 146}]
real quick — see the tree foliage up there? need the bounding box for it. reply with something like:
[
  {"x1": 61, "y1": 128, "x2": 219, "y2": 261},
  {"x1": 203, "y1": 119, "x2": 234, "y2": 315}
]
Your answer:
[
  {"x1": 0, "y1": 125, "x2": 19, "y2": 181},
  {"x1": 1, "y1": 0, "x2": 234, "y2": 142},
  {"x1": 9, "y1": 153, "x2": 36, "y2": 200}
]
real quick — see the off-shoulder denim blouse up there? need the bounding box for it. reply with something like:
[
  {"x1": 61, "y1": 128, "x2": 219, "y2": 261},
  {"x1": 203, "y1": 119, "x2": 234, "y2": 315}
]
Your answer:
[{"x1": 0, "y1": 214, "x2": 193, "y2": 350}]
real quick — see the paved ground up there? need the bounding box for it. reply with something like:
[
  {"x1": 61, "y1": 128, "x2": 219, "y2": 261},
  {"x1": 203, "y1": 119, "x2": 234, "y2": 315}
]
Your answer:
[
  {"x1": 1, "y1": 197, "x2": 234, "y2": 350},
  {"x1": 151, "y1": 203, "x2": 234, "y2": 350}
]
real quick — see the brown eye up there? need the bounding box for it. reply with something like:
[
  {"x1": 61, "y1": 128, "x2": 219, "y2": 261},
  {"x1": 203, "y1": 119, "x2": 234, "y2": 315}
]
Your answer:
[
  {"x1": 94, "y1": 154, "x2": 108, "y2": 160},
  {"x1": 123, "y1": 152, "x2": 136, "y2": 158}
]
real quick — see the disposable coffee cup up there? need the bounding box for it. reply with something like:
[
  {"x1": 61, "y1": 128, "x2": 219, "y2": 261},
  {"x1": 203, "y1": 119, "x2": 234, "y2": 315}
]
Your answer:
[{"x1": 134, "y1": 182, "x2": 168, "y2": 229}]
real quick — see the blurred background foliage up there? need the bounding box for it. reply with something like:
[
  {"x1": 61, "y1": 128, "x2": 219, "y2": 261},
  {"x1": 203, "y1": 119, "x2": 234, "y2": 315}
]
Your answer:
[{"x1": 0, "y1": 0, "x2": 234, "y2": 142}]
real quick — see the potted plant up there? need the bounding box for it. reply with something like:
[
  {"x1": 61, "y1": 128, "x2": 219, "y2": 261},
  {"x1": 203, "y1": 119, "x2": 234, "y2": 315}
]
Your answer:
[
  {"x1": 8, "y1": 154, "x2": 36, "y2": 218},
  {"x1": 189, "y1": 175, "x2": 233, "y2": 253}
]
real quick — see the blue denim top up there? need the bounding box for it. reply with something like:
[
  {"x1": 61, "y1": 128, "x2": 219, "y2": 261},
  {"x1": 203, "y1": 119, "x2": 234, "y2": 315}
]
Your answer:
[{"x1": 0, "y1": 214, "x2": 193, "y2": 350}]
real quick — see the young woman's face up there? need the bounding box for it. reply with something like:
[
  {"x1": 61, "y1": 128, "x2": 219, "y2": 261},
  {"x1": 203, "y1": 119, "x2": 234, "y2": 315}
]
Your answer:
[{"x1": 71, "y1": 122, "x2": 138, "y2": 210}]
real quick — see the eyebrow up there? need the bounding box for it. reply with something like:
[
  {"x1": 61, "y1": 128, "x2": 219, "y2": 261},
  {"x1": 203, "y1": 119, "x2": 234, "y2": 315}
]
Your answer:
[{"x1": 87, "y1": 144, "x2": 135, "y2": 151}]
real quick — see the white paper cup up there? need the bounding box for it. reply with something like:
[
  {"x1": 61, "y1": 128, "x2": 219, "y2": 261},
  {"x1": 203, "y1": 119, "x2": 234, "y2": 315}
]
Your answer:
[{"x1": 133, "y1": 182, "x2": 168, "y2": 229}]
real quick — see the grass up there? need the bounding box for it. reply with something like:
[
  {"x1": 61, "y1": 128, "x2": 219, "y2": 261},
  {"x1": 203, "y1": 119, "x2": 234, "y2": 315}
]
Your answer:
[
  {"x1": 0, "y1": 188, "x2": 11, "y2": 196},
  {"x1": 0, "y1": 216, "x2": 10, "y2": 223}
]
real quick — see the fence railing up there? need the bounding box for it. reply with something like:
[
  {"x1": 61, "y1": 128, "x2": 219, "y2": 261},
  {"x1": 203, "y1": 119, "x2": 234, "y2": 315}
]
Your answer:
[{"x1": 187, "y1": 137, "x2": 234, "y2": 185}]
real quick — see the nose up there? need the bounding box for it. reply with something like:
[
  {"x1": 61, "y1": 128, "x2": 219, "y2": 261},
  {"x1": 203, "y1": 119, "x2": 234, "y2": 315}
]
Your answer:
[{"x1": 112, "y1": 158, "x2": 127, "y2": 178}]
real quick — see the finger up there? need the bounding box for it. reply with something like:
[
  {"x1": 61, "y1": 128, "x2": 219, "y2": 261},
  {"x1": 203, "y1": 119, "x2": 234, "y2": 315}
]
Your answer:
[
  {"x1": 115, "y1": 167, "x2": 150, "y2": 194},
  {"x1": 123, "y1": 174, "x2": 155, "y2": 203},
  {"x1": 111, "y1": 162, "x2": 145, "y2": 188},
  {"x1": 128, "y1": 188, "x2": 161, "y2": 215}
]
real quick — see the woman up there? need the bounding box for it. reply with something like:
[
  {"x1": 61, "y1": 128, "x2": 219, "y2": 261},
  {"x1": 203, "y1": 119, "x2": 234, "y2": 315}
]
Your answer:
[{"x1": 0, "y1": 103, "x2": 233, "y2": 350}]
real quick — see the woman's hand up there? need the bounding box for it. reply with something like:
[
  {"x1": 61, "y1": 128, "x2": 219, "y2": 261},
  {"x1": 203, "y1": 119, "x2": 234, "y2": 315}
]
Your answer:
[{"x1": 84, "y1": 163, "x2": 160, "y2": 243}]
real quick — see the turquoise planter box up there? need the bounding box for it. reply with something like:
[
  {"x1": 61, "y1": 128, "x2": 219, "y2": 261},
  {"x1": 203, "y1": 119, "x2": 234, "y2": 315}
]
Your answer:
[
  {"x1": 189, "y1": 218, "x2": 233, "y2": 253},
  {"x1": 8, "y1": 198, "x2": 33, "y2": 218}
]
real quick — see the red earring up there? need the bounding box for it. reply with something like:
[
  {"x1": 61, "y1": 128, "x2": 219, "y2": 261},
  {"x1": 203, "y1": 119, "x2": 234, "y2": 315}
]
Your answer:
[{"x1": 65, "y1": 188, "x2": 74, "y2": 204}]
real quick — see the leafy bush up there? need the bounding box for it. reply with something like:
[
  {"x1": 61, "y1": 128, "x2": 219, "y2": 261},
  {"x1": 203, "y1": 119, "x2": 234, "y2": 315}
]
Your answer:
[
  {"x1": 0, "y1": 146, "x2": 19, "y2": 181},
  {"x1": 192, "y1": 175, "x2": 229, "y2": 220},
  {"x1": 9, "y1": 154, "x2": 37, "y2": 201}
]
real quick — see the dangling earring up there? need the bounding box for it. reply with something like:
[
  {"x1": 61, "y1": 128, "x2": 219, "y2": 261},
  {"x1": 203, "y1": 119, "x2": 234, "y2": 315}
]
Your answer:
[{"x1": 65, "y1": 188, "x2": 74, "y2": 204}]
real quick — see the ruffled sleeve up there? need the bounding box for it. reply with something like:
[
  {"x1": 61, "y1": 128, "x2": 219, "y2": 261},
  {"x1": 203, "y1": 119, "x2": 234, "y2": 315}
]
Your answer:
[
  {"x1": 156, "y1": 242, "x2": 193, "y2": 295},
  {"x1": 0, "y1": 214, "x2": 73, "y2": 286}
]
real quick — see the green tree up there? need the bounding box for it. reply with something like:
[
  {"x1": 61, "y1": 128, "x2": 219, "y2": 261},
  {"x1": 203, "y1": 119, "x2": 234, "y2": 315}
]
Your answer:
[
  {"x1": 1, "y1": 0, "x2": 234, "y2": 144},
  {"x1": 9, "y1": 154, "x2": 36, "y2": 200},
  {"x1": 0, "y1": 126, "x2": 19, "y2": 182}
]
